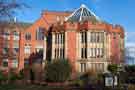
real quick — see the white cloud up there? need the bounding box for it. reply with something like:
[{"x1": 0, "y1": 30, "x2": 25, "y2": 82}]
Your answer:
[{"x1": 125, "y1": 32, "x2": 135, "y2": 47}]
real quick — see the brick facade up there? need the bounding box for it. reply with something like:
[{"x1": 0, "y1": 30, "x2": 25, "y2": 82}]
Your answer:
[{"x1": 0, "y1": 5, "x2": 124, "y2": 73}]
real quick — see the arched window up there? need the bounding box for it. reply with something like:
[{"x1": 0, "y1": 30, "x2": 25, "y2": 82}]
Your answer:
[
  {"x1": 3, "y1": 30, "x2": 10, "y2": 40},
  {"x1": 25, "y1": 32, "x2": 31, "y2": 40},
  {"x1": 36, "y1": 27, "x2": 44, "y2": 40},
  {"x1": 13, "y1": 31, "x2": 19, "y2": 40},
  {"x1": 24, "y1": 44, "x2": 31, "y2": 54}
]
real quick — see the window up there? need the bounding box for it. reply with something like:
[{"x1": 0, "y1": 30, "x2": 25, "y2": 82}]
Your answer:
[
  {"x1": 80, "y1": 63, "x2": 86, "y2": 72},
  {"x1": 113, "y1": 33, "x2": 116, "y2": 39},
  {"x1": 36, "y1": 27, "x2": 44, "y2": 40},
  {"x1": 101, "y1": 32, "x2": 104, "y2": 42},
  {"x1": 13, "y1": 41, "x2": 19, "y2": 48},
  {"x1": 81, "y1": 32, "x2": 87, "y2": 43},
  {"x1": 24, "y1": 44, "x2": 31, "y2": 54},
  {"x1": 25, "y1": 33, "x2": 31, "y2": 40},
  {"x1": 54, "y1": 49, "x2": 57, "y2": 58},
  {"x1": 89, "y1": 48, "x2": 92, "y2": 57},
  {"x1": 98, "y1": 63, "x2": 104, "y2": 72},
  {"x1": 96, "y1": 33, "x2": 100, "y2": 43},
  {"x1": 11, "y1": 59, "x2": 18, "y2": 68},
  {"x1": 58, "y1": 48, "x2": 59, "y2": 58},
  {"x1": 24, "y1": 58, "x2": 29, "y2": 67},
  {"x1": 62, "y1": 48, "x2": 65, "y2": 58},
  {"x1": 97, "y1": 32, "x2": 104, "y2": 43},
  {"x1": 55, "y1": 34, "x2": 57, "y2": 44},
  {"x1": 90, "y1": 32, "x2": 96, "y2": 43},
  {"x1": 91, "y1": 63, "x2": 104, "y2": 72},
  {"x1": 36, "y1": 48, "x2": 43, "y2": 52},
  {"x1": 85, "y1": 48, "x2": 87, "y2": 58},
  {"x1": 90, "y1": 48, "x2": 104, "y2": 58},
  {"x1": 100, "y1": 48, "x2": 104, "y2": 57},
  {"x1": 92, "y1": 48, "x2": 95, "y2": 57},
  {"x1": 13, "y1": 31, "x2": 19, "y2": 40},
  {"x1": 94, "y1": 48, "x2": 97, "y2": 57},
  {"x1": 60, "y1": 48, "x2": 64, "y2": 58},
  {"x1": 91, "y1": 48, "x2": 94, "y2": 57},
  {"x1": 13, "y1": 48, "x2": 19, "y2": 54},
  {"x1": 55, "y1": 33, "x2": 64, "y2": 44},
  {"x1": 60, "y1": 48, "x2": 63, "y2": 58},
  {"x1": 81, "y1": 48, "x2": 87, "y2": 59},
  {"x1": 2, "y1": 59, "x2": 8, "y2": 67},
  {"x1": 3, "y1": 41, "x2": 10, "y2": 48},
  {"x1": 54, "y1": 48, "x2": 59, "y2": 59},
  {"x1": 93, "y1": 33, "x2": 96, "y2": 43},
  {"x1": 53, "y1": 33, "x2": 65, "y2": 59},
  {"x1": 3, "y1": 31, "x2": 10, "y2": 40},
  {"x1": 2, "y1": 48, "x2": 9, "y2": 54},
  {"x1": 90, "y1": 32, "x2": 104, "y2": 43},
  {"x1": 97, "y1": 48, "x2": 100, "y2": 57},
  {"x1": 90, "y1": 32, "x2": 93, "y2": 42},
  {"x1": 61, "y1": 34, "x2": 63, "y2": 44},
  {"x1": 81, "y1": 48, "x2": 83, "y2": 58},
  {"x1": 90, "y1": 48, "x2": 96, "y2": 58},
  {"x1": 57, "y1": 34, "x2": 60, "y2": 44}
]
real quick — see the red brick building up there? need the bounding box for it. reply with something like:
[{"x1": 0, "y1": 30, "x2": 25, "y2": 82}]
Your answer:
[
  {"x1": 0, "y1": 22, "x2": 31, "y2": 71},
  {"x1": 0, "y1": 4, "x2": 124, "y2": 73}
]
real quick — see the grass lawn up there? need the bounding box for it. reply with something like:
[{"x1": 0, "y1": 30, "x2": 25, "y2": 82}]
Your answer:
[
  {"x1": 0, "y1": 84, "x2": 88, "y2": 90},
  {"x1": 0, "y1": 85, "x2": 65, "y2": 90},
  {"x1": 0, "y1": 84, "x2": 130, "y2": 90}
]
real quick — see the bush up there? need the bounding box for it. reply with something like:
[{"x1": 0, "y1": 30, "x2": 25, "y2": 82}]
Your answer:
[
  {"x1": 107, "y1": 64, "x2": 118, "y2": 74},
  {"x1": 45, "y1": 59, "x2": 72, "y2": 82},
  {"x1": 80, "y1": 70, "x2": 99, "y2": 85},
  {"x1": 9, "y1": 72, "x2": 18, "y2": 81},
  {"x1": 69, "y1": 70, "x2": 104, "y2": 88},
  {"x1": 0, "y1": 71, "x2": 7, "y2": 83},
  {"x1": 128, "y1": 84, "x2": 135, "y2": 90},
  {"x1": 69, "y1": 79, "x2": 83, "y2": 87},
  {"x1": 17, "y1": 69, "x2": 24, "y2": 80},
  {"x1": 125, "y1": 65, "x2": 135, "y2": 73},
  {"x1": 124, "y1": 65, "x2": 135, "y2": 84}
]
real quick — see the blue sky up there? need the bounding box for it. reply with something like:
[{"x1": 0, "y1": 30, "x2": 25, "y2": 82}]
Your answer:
[{"x1": 16, "y1": 0, "x2": 135, "y2": 46}]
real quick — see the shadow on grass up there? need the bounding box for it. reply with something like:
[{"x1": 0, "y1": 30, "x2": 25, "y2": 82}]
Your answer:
[{"x1": 0, "y1": 84, "x2": 93, "y2": 90}]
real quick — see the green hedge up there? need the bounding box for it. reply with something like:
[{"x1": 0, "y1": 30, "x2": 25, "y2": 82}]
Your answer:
[{"x1": 45, "y1": 59, "x2": 72, "y2": 82}]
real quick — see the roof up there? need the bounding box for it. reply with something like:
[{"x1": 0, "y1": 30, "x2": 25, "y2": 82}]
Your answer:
[
  {"x1": 65, "y1": 4, "x2": 101, "y2": 22},
  {"x1": 0, "y1": 21, "x2": 32, "y2": 31}
]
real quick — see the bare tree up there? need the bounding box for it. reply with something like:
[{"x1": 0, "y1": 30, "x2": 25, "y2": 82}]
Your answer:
[
  {"x1": 0, "y1": 0, "x2": 28, "y2": 21},
  {"x1": 0, "y1": 0, "x2": 29, "y2": 72}
]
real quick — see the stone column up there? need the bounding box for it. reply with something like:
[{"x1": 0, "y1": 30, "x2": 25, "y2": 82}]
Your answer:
[
  {"x1": 59, "y1": 34, "x2": 61, "y2": 58},
  {"x1": 78, "y1": 32, "x2": 81, "y2": 59},
  {"x1": 87, "y1": 31, "x2": 90, "y2": 59},
  {"x1": 76, "y1": 32, "x2": 78, "y2": 59},
  {"x1": 43, "y1": 36, "x2": 46, "y2": 60},
  {"x1": 52, "y1": 33, "x2": 55, "y2": 60},
  {"x1": 103, "y1": 32, "x2": 107, "y2": 60},
  {"x1": 42, "y1": 36, "x2": 46, "y2": 69},
  {"x1": 65, "y1": 32, "x2": 67, "y2": 59}
]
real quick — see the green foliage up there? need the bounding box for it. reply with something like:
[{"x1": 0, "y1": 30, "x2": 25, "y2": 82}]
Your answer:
[
  {"x1": 30, "y1": 69, "x2": 35, "y2": 81},
  {"x1": 125, "y1": 65, "x2": 135, "y2": 72},
  {"x1": 45, "y1": 59, "x2": 72, "y2": 82},
  {"x1": 9, "y1": 72, "x2": 18, "y2": 81},
  {"x1": 69, "y1": 79, "x2": 84, "y2": 87},
  {"x1": 17, "y1": 69, "x2": 24, "y2": 80},
  {"x1": 80, "y1": 70, "x2": 99, "y2": 85},
  {"x1": 123, "y1": 65, "x2": 135, "y2": 84},
  {"x1": 69, "y1": 70, "x2": 104, "y2": 87},
  {"x1": 107, "y1": 64, "x2": 118, "y2": 74},
  {"x1": 0, "y1": 71, "x2": 7, "y2": 81}
]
